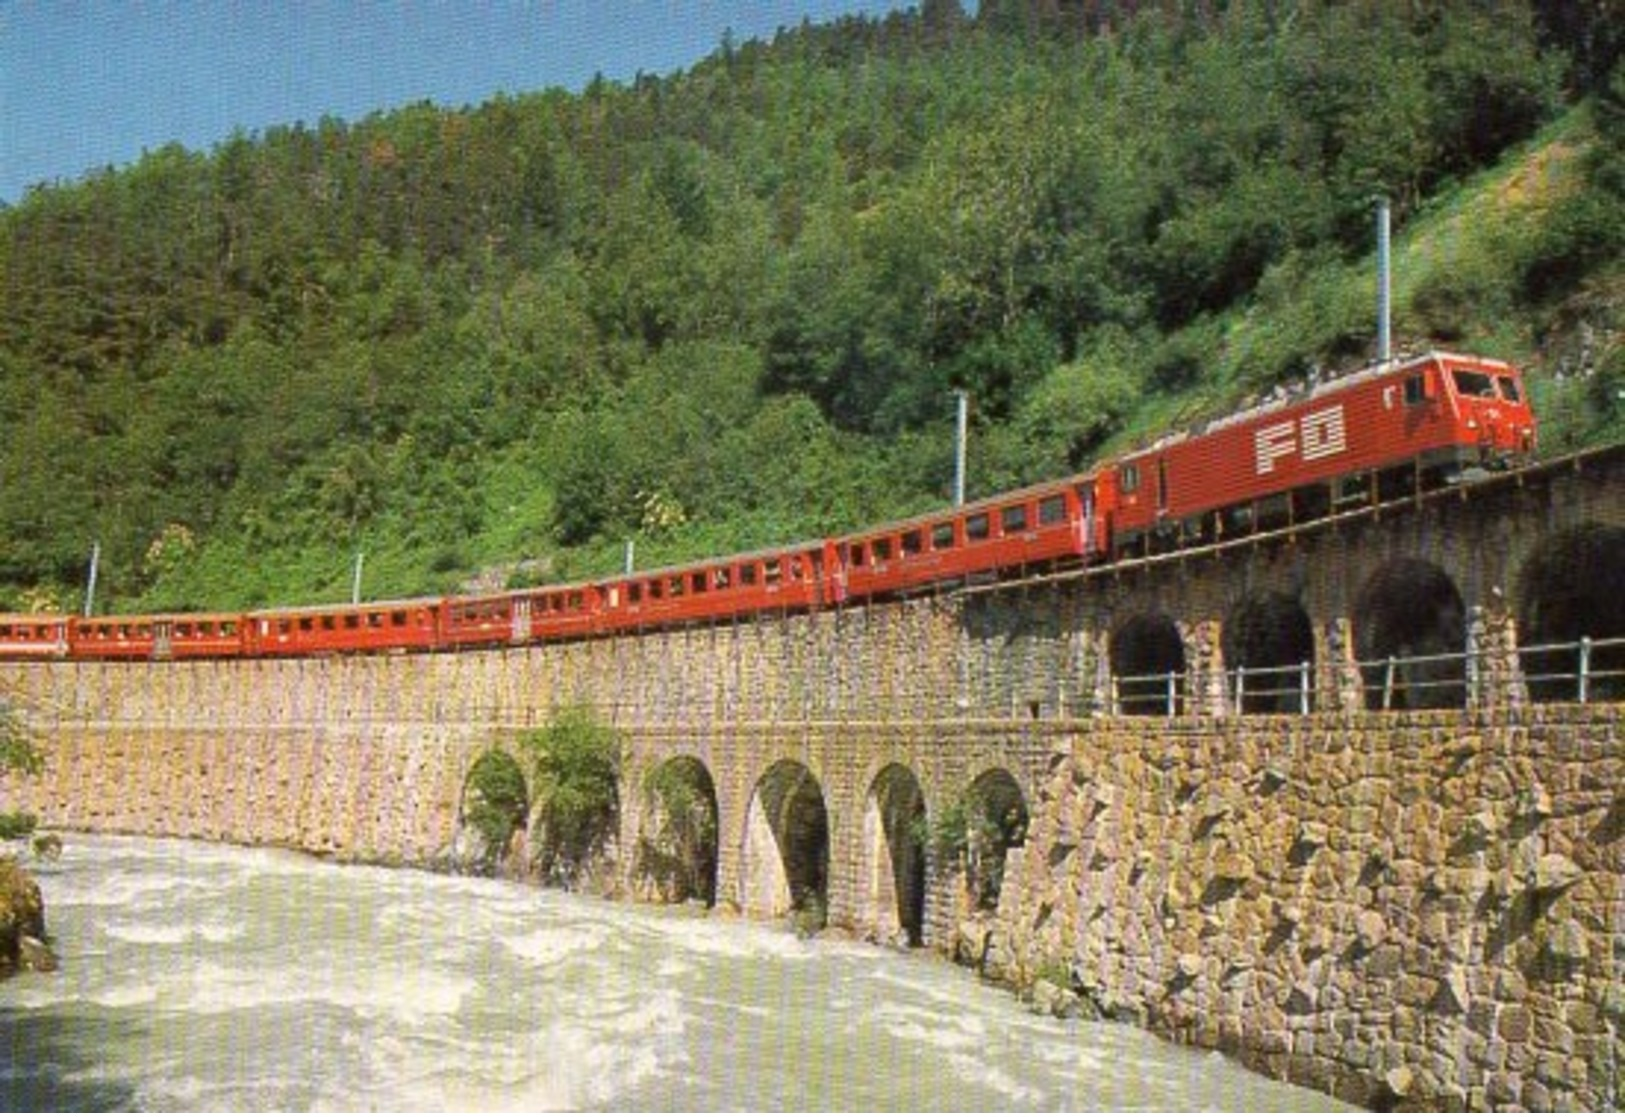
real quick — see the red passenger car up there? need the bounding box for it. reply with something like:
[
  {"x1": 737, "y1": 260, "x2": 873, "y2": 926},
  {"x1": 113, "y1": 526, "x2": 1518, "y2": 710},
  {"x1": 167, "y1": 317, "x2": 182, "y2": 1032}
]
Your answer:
[
  {"x1": 442, "y1": 581, "x2": 603, "y2": 648},
  {"x1": 246, "y1": 600, "x2": 440, "y2": 656},
  {"x1": 836, "y1": 477, "x2": 1102, "y2": 601},
  {"x1": 67, "y1": 613, "x2": 244, "y2": 660},
  {"x1": 1108, "y1": 351, "x2": 1535, "y2": 551},
  {"x1": 0, "y1": 615, "x2": 69, "y2": 659},
  {"x1": 598, "y1": 542, "x2": 835, "y2": 631}
]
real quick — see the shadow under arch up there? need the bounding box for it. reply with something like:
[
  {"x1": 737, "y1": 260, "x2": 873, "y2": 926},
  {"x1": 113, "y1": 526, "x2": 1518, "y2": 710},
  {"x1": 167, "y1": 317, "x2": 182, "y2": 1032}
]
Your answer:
[
  {"x1": 1354, "y1": 558, "x2": 1467, "y2": 710},
  {"x1": 1518, "y1": 522, "x2": 1625, "y2": 702},
  {"x1": 739, "y1": 759, "x2": 829, "y2": 928},
  {"x1": 860, "y1": 763, "x2": 927, "y2": 947},
  {"x1": 1222, "y1": 591, "x2": 1315, "y2": 714},
  {"x1": 947, "y1": 768, "x2": 1029, "y2": 915},
  {"x1": 1109, "y1": 612, "x2": 1186, "y2": 715},
  {"x1": 634, "y1": 755, "x2": 719, "y2": 907}
]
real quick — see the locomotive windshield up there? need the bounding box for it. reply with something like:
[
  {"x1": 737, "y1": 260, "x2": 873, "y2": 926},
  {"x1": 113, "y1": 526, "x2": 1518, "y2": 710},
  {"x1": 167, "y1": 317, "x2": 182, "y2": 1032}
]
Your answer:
[
  {"x1": 1452, "y1": 370, "x2": 1497, "y2": 398},
  {"x1": 1498, "y1": 376, "x2": 1522, "y2": 402}
]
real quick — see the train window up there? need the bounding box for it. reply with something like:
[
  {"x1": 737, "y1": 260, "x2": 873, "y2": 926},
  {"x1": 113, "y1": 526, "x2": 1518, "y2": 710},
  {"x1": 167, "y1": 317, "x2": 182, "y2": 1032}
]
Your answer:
[
  {"x1": 739, "y1": 563, "x2": 758, "y2": 586},
  {"x1": 932, "y1": 523, "x2": 955, "y2": 549},
  {"x1": 668, "y1": 576, "x2": 685, "y2": 598},
  {"x1": 648, "y1": 580, "x2": 663, "y2": 600},
  {"x1": 872, "y1": 538, "x2": 892, "y2": 562},
  {"x1": 966, "y1": 513, "x2": 991, "y2": 541},
  {"x1": 299, "y1": 618, "x2": 315, "y2": 633},
  {"x1": 322, "y1": 616, "x2": 336, "y2": 631},
  {"x1": 1001, "y1": 505, "x2": 1027, "y2": 534},
  {"x1": 848, "y1": 542, "x2": 866, "y2": 567},
  {"x1": 366, "y1": 613, "x2": 383, "y2": 628},
  {"x1": 1453, "y1": 370, "x2": 1496, "y2": 398},
  {"x1": 1119, "y1": 464, "x2": 1140, "y2": 494},
  {"x1": 344, "y1": 615, "x2": 360, "y2": 629},
  {"x1": 765, "y1": 559, "x2": 782, "y2": 586},
  {"x1": 628, "y1": 583, "x2": 642, "y2": 605},
  {"x1": 222, "y1": 621, "x2": 236, "y2": 636},
  {"x1": 1404, "y1": 375, "x2": 1427, "y2": 405},
  {"x1": 715, "y1": 568, "x2": 731, "y2": 590},
  {"x1": 1040, "y1": 495, "x2": 1067, "y2": 525},
  {"x1": 692, "y1": 572, "x2": 708, "y2": 594},
  {"x1": 1498, "y1": 376, "x2": 1521, "y2": 403},
  {"x1": 901, "y1": 530, "x2": 923, "y2": 556},
  {"x1": 390, "y1": 611, "x2": 407, "y2": 626}
]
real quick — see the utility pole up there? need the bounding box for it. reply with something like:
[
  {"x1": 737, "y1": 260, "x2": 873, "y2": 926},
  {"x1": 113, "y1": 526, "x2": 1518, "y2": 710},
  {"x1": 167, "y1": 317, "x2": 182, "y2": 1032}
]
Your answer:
[
  {"x1": 352, "y1": 551, "x2": 365, "y2": 605},
  {"x1": 84, "y1": 542, "x2": 100, "y2": 617},
  {"x1": 1376, "y1": 196, "x2": 1392, "y2": 362},
  {"x1": 952, "y1": 389, "x2": 969, "y2": 507}
]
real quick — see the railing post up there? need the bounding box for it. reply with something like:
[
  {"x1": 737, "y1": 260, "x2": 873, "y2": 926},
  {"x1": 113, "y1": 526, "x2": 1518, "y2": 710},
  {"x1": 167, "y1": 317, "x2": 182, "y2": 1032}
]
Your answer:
[
  {"x1": 1110, "y1": 674, "x2": 1121, "y2": 717},
  {"x1": 1578, "y1": 636, "x2": 1592, "y2": 704},
  {"x1": 1166, "y1": 670, "x2": 1177, "y2": 719},
  {"x1": 1300, "y1": 660, "x2": 1311, "y2": 716},
  {"x1": 1383, "y1": 655, "x2": 1396, "y2": 711},
  {"x1": 1234, "y1": 665, "x2": 1245, "y2": 714}
]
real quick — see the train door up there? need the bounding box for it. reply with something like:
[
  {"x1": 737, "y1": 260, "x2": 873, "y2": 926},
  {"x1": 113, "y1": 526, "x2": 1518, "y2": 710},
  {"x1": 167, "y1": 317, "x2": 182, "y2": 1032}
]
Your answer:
[
  {"x1": 1156, "y1": 457, "x2": 1170, "y2": 519},
  {"x1": 511, "y1": 597, "x2": 532, "y2": 643},
  {"x1": 825, "y1": 541, "x2": 847, "y2": 605},
  {"x1": 153, "y1": 620, "x2": 173, "y2": 661},
  {"x1": 1078, "y1": 481, "x2": 1098, "y2": 556}
]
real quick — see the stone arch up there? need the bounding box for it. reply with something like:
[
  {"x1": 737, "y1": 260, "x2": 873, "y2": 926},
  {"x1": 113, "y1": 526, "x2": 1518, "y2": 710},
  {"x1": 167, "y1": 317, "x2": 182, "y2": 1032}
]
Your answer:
[
  {"x1": 453, "y1": 746, "x2": 529, "y2": 874},
  {"x1": 739, "y1": 759, "x2": 830, "y2": 928},
  {"x1": 1222, "y1": 591, "x2": 1316, "y2": 714},
  {"x1": 1354, "y1": 558, "x2": 1467, "y2": 710},
  {"x1": 1517, "y1": 522, "x2": 1625, "y2": 702},
  {"x1": 633, "y1": 755, "x2": 719, "y2": 907},
  {"x1": 953, "y1": 768, "x2": 1030, "y2": 914},
  {"x1": 1109, "y1": 612, "x2": 1187, "y2": 715},
  {"x1": 859, "y1": 763, "x2": 927, "y2": 947}
]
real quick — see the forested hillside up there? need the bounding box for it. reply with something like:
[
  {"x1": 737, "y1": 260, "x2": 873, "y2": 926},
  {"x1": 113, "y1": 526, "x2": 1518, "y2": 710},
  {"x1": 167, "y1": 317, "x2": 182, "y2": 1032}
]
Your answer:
[{"x1": 2, "y1": 0, "x2": 1622, "y2": 611}]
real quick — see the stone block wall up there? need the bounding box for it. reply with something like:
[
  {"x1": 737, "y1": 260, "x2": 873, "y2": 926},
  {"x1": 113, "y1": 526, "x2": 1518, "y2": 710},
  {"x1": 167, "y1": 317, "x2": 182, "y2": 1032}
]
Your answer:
[{"x1": 982, "y1": 706, "x2": 1623, "y2": 1111}]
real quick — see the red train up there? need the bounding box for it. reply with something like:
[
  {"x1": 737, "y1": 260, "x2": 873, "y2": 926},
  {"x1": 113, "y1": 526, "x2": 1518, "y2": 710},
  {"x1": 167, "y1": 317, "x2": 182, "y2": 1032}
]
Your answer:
[{"x1": 0, "y1": 351, "x2": 1535, "y2": 662}]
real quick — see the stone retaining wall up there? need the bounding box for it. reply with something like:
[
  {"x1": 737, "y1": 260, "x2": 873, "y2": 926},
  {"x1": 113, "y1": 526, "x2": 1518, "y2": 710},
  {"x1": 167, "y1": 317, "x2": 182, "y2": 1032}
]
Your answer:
[{"x1": 978, "y1": 706, "x2": 1622, "y2": 1111}]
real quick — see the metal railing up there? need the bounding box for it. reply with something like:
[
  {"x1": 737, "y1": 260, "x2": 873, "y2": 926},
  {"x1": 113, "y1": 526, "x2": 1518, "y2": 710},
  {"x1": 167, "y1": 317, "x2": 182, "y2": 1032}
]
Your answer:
[{"x1": 1111, "y1": 635, "x2": 1625, "y2": 718}]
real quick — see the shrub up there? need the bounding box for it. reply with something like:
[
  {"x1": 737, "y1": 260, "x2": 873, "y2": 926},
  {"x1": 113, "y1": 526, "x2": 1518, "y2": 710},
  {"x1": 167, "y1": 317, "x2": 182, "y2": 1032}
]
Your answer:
[
  {"x1": 462, "y1": 749, "x2": 529, "y2": 872},
  {"x1": 522, "y1": 706, "x2": 623, "y2": 884},
  {"x1": 0, "y1": 811, "x2": 38, "y2": 842}
]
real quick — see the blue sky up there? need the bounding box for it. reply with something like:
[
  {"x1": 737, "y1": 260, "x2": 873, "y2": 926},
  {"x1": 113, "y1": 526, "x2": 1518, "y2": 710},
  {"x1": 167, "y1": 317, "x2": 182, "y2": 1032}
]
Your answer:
[{"x1": 0, "y1": 1, "x2": 914, "y2": 204}]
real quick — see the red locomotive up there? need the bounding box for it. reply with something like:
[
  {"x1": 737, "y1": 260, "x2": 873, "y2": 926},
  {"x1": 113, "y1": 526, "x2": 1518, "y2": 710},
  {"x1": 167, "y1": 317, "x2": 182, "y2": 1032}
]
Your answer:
[
  {"x1": 1107, "y1": 351, "x2": 1533, "y2": 552},
  {"x1": 0, "y1": 351, "x2": 1535, "y2": 662}
]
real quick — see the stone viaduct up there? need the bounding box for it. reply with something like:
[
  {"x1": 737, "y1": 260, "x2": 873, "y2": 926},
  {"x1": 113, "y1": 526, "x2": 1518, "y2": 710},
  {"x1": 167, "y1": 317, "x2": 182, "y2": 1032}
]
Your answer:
[{"x1": 1, "y1": 444, "x2": 1622, "y2": 1110}]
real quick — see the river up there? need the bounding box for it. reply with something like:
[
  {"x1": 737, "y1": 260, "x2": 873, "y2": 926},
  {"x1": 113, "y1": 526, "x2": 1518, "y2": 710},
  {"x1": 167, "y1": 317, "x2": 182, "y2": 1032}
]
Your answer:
[{"x1": 0, "y1": 835, "x2": 1351, "y2": 1111}]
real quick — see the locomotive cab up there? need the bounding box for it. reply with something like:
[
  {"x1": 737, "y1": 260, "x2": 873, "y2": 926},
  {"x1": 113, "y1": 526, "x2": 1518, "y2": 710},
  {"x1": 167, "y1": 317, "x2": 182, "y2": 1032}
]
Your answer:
[{"x1": 1435, "y1": 355, "x2": 1536, "y2": 469}]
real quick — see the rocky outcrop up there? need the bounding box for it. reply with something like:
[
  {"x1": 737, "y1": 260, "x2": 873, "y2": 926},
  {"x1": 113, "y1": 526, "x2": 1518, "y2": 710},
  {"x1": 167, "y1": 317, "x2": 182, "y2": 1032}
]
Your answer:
[{"x1": 0, "y1": 856, "x2": 54, "y2": 976}]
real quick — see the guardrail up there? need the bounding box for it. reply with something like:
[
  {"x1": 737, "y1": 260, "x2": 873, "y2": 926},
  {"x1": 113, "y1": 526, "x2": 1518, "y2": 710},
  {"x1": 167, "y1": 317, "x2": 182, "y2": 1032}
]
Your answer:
[{"x1": 1112, "y1": 635, "x2": 1625, "y2": 717}]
